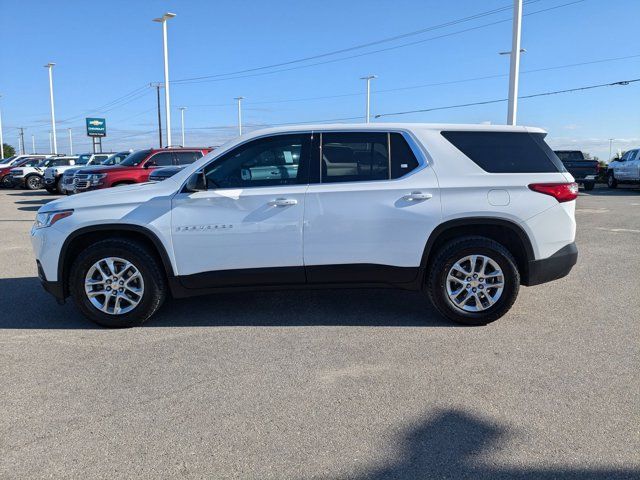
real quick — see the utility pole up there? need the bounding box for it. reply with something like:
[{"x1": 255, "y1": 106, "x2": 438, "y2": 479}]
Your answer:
[
  {"x1": 609, "y1": 139, "x2": 614, "y2": 161},
  {"x1": 150, "y1": 83, "x2": 163, "y2": 148},
  {"x1": 0, "y1": 95, "x2": 4, "y2": 159},
  {"x1": 32, "y1": 135, "x2": 36, "y2": 154},
  {"x1": 507, "y1": 0, "x2": 523, "y2": 125},
  {"x1": 153, "y1": 12, "x2": 176, "y2": 147},
  {"x1": 18, "y1": 127, "x2": 25, "y2": 154},
  {"x1": 49, "y1": 131, "x2": 53, "y2": 154},
  {"x1": 179, "y1": 106, "x2": 187, "y2": 146},
  {"x1": 360, "y1": 75, "x2": 377, "y2": 123},
  {"x1": 44, "y1": 63, "x2": 58, "y2": 153},
  {"x1": 234, "y1": 97, "x2": 244, "y2": 136},
  {"x1": 68, "y1": 128, "x2": 73, "y2": 155}
]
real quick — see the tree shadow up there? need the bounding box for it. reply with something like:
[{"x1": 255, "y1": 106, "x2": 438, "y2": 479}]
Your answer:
[
  {"x1": 350, "y1": 409, "x2": 638, "y2": 479},
  {"x1": 0, "y1": 277, "x2": 453, "y2": 329}
]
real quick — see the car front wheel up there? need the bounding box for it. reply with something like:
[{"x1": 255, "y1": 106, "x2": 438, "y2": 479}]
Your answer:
[
  {"x1": 427, "y1": 236, "x2": 520, "y2": 326},
  {"x1": 25, "y1": 175, "x2": 43, "y2": 190},
  {"x1": 69, "y1": 239, "x2": 167, "y2": 327},
  {"x1": 607, "y1": 172, "x2": 618, "y2": 189}
]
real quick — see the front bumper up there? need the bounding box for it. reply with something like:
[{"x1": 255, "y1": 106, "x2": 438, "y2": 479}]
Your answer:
[
  {"x1": 36, "y1": 260, "x2": 65, "y2": 304},
  {"x1": 523, "y1": 242, "x2": 578, "y2": 286}
]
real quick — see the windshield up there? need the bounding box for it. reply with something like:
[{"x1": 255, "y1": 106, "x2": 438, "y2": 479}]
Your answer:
[
  {"x1": 120, "y1": 149, "x2": 151, "y2": 167},
  {"x1": 37, "y1": 158, "x2": 54, "y2": 167},
  {"x1": 554, "y1": 151, "x2": 585, "y2": 161},
  {"x1": 102, "y1": 152, "x2": 130, "y2": 165},
  {"x1": 75, "y1": 154, "x2": 92, "y2": 165},
  {"x1": 0, "y1": 156, "x2": 16, "y2": 165}
]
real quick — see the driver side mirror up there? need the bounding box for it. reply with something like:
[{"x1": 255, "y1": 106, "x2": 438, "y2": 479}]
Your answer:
[{"x1": 185, "y1": 171, "x2": 207, "y2": 192}]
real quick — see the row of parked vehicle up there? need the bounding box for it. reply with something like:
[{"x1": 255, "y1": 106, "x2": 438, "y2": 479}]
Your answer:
[{"x1": 0, "y1": 147, "x2": 213, "y2": 194}]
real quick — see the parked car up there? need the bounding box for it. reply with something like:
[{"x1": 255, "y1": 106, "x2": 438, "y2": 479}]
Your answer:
[
  {"x1": 73, "y1": 148, "x2": 211, "y2": 193},
  {"x1": 32, "y1": 124, "x2": 578, "y2": 328},
  {"x1": 553, "y1": 150, "x2": 599, "y2": 191},
  {"x1": 43, "y1": 153, "x2": 111, "y2": 194},
  {"x1": 148, "y1": 165, "x2": 187, "y2": 182},
  {"x1": 8, "y1": 156, "x2": 76, "y2": 190},
  {"x1": 607, "y1": 148, "x2": 640, "y2": 188},
  {"x1": 0, "y1": 155, "x2": 52, "y2": 187},
  {"x1": 62, "y1": 151, "x2": 133, "y2": 195}
]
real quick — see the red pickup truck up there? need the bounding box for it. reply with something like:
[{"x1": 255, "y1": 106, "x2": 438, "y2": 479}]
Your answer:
[{"x1": 73, "y1": 147, "x2": 212, "y2": 192}]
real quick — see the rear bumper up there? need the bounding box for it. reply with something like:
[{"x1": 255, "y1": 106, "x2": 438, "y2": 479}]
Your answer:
[{"x1": 523, "y1": 242, "x2": 578, "y2": 286}]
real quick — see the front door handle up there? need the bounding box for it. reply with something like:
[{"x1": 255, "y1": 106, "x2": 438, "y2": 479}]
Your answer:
[
  {"x1": 269, "y1": 198, "x2": 298, "y2": 207},
  {"x1": 403, "y1": 191, "x2": 432, "y2": 201}
]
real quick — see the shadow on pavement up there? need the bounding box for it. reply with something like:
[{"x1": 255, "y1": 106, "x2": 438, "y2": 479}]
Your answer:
[
  {"x1": 6, "y1": 190, "x2": 59, "y2": 197},
  {"x1": 350, "y1": 409, "x2": 638, "y2": 479},
  {"x1": 0, "y1": 277, "x2": 451, "y2": 329},
  {"x1": 579, "y1": 186, "x2": 640, "y2": 197}
]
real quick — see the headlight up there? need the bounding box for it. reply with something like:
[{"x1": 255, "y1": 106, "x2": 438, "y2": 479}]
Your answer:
[
  {"x1": 34, "y1": 210, "x2": 73, "y2": 229},
  {"x1": 89, "y1": 173, "x2": 107, "y2": 185}
]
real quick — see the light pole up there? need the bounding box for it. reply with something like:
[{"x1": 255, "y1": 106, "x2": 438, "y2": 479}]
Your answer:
[
  {"x1": 234, "y1": 96, "x2": 244, "y2": 136},
  {"x1": 360, "y1": 75, "x2": 377, "y2": 123},
  {"x1": 44, "y1": 63, "x2": 58, "y2": 153},
  {"x1": 18, "y1": 127, "x2": 25, "y2": 154},
  {"x1": 506, "y1": 0, "x2": 523, "y2": 125},
  {"x1": 153, "y1": 12, "x2": 176, "y2": 147},
  {"x1": 48, "y1": 131, "x2": 53, "y2": 153},
  {"x1": 68, "y1": 128, "x2": 73, "y2": 155},
  {"x1": 609, "y1": 138, "x2": 614, "y2": 161},
  {"x1": 32, "y1": 135, "x2": 36, "y2": 154},
  {"x1": 0, "y1": 94, "x2": 4, "y2": 159},
  {"x1": 179, "y1": 106, "x2": 187, "y2": 146}
]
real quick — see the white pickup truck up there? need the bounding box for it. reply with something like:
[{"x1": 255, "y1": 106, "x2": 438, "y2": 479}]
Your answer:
[
  {"x1": 44, "y1": 153, "x2": 111, "y2": 194},
  {"x1": 607, "y1": 148, "x2": 640, "y2": 188}
]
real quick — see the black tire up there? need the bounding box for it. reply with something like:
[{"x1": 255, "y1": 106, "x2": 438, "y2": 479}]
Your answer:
[
  {"x1": 426, "y1": 236, "x2": 520, "y2": 326},
  {"x1": 25, "y1": 174, "x2": 43, "y2": 190},
  {"x1": 56, "y1": 177, "x2": 65, "y2": 194},
  {"x1": 69, "y1": 238, "x2": 167, "y2": 327},
  {"x1": 583, "y1": 181, "x2": 595, "y2": 191},
  {"x1": 45, "y1": 187, "x2": 58, "y2": 194},
  {"x1": 607, "y1": 172, "x2": 618, "y2": 189},
  {"x1": 0, "y1": 175, "x2": 11, "y2": 188}
]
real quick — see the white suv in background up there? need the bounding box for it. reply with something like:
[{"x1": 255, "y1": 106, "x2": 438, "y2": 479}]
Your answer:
[
  {"x1": 607, "y1": 148, "x2": 640, "y2": 188},
  {"x1": 44, "y1": 153, "x2": 111, "y2": 194},
  {"x1": 32, "y1": 123, "x2": 578, "y2": 327}
]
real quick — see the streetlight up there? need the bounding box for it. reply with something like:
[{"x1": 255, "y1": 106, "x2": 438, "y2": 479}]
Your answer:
[
  {"x1": 48, "y1": 131, "x2": 52, "y2": 154},
  {"x1": 506, "y1": 0, "x2": 523, "y2": 125},
  {"x1": 153, "y1": 12, "x2": 176, "y2": 147},
  {"x1": 31, "y1": 135, "x2": 36, "y2": 154},
  {"x1": 44, "y1": 63, "x2": 58, "y2": 153},
  {"x1": 234, "y1": 97, "x2": 244, "y2": 136},
  {"x1": 68, "y1": 128, "x2": 73, "y2": 155},
  {"x1": 360, "y1": 75, "x2": 377, "y2": 123},
  {"x1": 0, "y1": 94, "x2": 4, "y2": 159},
  {"x1": 178, "y1": 106, "x2": 187, "y2": 146},
  {"x1": 609, "y1": 138, "x2": 614, "y2": 161}
]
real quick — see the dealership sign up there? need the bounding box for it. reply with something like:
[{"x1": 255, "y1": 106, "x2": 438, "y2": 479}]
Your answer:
[{"x1": 86, "y1": 118, "x2": 106, "y2": 137}]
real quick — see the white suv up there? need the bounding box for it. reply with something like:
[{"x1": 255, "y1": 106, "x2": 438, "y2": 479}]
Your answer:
[{"x1": 32, "y1": 124, "x2": 578, "y2": 327}]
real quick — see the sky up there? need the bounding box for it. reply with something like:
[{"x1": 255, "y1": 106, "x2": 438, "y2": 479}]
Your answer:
[{"x1": 0, "y1": 0, "x2": 638, "y2": 160}]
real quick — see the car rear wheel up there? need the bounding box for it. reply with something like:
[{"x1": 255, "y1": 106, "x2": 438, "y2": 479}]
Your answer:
[
  {"x1": 0, "y1": 175, "x2": 11, "y2": 188},
  {"x1": 426, "y1": 236, "x2": 520, "y2": 326},
  {"x1": 69, "y1": 239, "x2": 167, "y2": 327},
  {"x1": 607, "y1": 172, "x2": 618, "y2": 189},
  {"x1": 25, "y1": 174, "x2": 43, "y2": 190},
  {"x1": 583, "y1": 181, "x2": 595, "y2": 191}
]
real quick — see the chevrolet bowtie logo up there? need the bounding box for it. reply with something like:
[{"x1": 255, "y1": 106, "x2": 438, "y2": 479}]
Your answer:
[{"x1": 89, "y1": 120, "x2": 103, "y2": 126}]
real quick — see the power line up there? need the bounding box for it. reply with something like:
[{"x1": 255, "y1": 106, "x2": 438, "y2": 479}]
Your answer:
[
  {"x1": 374, "y1": 78, "x2": 640, "y2": 118},
  {"x1": 171, "y1": 0, "x2": 544, "y2": 84},
  {"x1": 172, "y1": 0, "x2": 586, "y2": 85}
]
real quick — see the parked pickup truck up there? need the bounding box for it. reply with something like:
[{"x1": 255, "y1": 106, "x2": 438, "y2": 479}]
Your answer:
[
  {"x1": 606, "y1": 148, "x2": 640, "y2": 188},
  {"x1": 553, "y1": 150, "x2": 599, "y2": 191}
]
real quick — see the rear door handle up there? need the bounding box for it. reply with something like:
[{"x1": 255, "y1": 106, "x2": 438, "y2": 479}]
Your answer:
[
  {"x1": 403, "y1": 191, "x2": 432, "y2": 201},
  {"x1": 269, "y1": 198, "x2": 298, "y2": 207}
]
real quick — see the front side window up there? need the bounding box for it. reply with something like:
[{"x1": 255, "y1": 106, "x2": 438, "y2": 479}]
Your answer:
[
  {"x1": 321, "y1": 132, "x2": 388, "y2": 183},
  {"x1": 147, "y1": 152, "x2": 174, "y2": 167},
  {"x1": 175, "y1": 151, "x2": 203, "y2": 165},
  {"x1": 204, "y1": 134, "x2": 308, "y2": 189}
]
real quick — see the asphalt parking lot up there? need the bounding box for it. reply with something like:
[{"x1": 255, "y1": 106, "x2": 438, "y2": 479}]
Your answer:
[{"x1": 0, "y1": 186, "x2": 638, "y2": 479}]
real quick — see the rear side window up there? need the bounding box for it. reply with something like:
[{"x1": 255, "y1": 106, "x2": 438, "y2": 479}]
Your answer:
[
  {"x1": 175, "y1": 151, "x2": 203, "y2": 165},
  {"x1": 390, "y1": 133, "x2": 420, "y2": 179},
  {"x1": 441, "y1": 131, "x2": 565, "y2": 173},
  {"x1": 148, "y1": 152, "x2": 174, "y2": 167},
  {"x1": 321, "y1": 132, "x2": 388, "y2": 183}
]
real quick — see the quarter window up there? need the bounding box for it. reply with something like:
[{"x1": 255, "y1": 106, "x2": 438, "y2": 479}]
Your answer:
[
  {"x1": 390, "y1": 133, "x2": 420, "y2": 179},
  {"x1": 321, "y1": 132, "x2": 388, "y2": 183},
  {"x1": 204, "y1": 134, "x2": 308, "y2": 189}
]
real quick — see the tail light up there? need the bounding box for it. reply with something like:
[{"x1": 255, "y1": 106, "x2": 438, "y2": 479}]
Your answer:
[{"x1": 528, "y1": 182, "x2": 578, "y2": 203}]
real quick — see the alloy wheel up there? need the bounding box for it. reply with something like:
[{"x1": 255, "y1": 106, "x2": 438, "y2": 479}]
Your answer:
[
  {"x1": 445, "y1": 254, "x2": 504, "y2": 312},
  {"x1": 84, "y1": 257, "x2": 145, "y2": 315}
]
